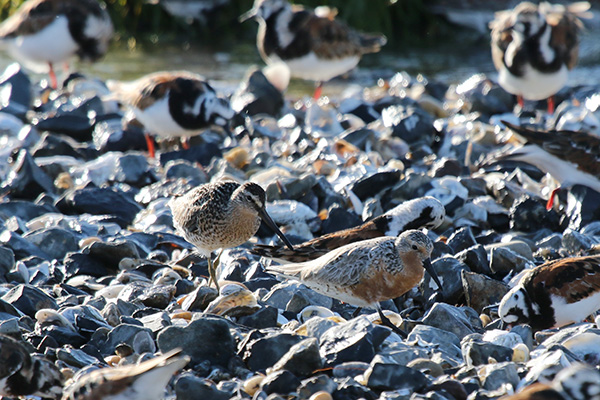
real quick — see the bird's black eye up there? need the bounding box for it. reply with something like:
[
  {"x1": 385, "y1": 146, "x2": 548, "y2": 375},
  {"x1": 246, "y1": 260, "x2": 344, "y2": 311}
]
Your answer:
[{"x1": 412, "y1": 245, "x2": 418, "y2": 250}]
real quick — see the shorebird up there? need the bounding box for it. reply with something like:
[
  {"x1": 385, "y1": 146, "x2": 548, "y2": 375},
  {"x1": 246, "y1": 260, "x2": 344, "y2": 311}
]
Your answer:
[
  {"x1": 169, "y1": 181, "x2": 294, "y2": 292},
  {"x1": 489, "y1": 1, "x2": 591, "y2": 113},
  {"x1": 0, "y1": 0, "x2": 114, "y2": 89},
  {"x1": 107, "y1": 70, "x2": 234, "y2": 157},
  {"x1": 147, "y1": 0, "x2": 229, "y2": 24},
  {"x1": 266, "y1": 230, "x2": 443, "y2": 335},
  {"x1": 0, "y1": 334, "x2": 63, "y2": 399},
  {"x1": 240, "y1": 0, "x2": 387, "y2": 99},
  {"x1": 501, "y1": 121, "x2": 600, "y2": 209},
  {"x1": 499, "y1": 363, "x2": 600, "y2": 400},
  {"x1": 252, "y1": 196, "x2": 445, "y2": 263},
  {"x1": 62, "y1": 349, "x2": 189, "y2": 400},
  {"x1": 499, "y1": 254, "x2": 600, "y2": 331}
]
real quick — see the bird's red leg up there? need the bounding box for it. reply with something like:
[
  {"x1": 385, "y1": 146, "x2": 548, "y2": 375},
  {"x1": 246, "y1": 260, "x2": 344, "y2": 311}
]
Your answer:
[
  {"x1": 48, "y1": 62, "x2": 57, "y2": 89},
  {"x1": 517, "y1": 95, "x2": 524, "y2": 108},
  {"x1": 313, "y1": 82, "x2": 323, "y2": 100},
  {"x1": 145, "y1": 133, "x2": 156, "y2": 158},
  {"x1": 546, "y1": 187, "x2": 561, "y2": 210},
  {"x1": 547, "y1": 96, "x2": 555, "y2": 114},
  {"x1": 181, "y1": 137, "x2": 190, "y2": 150}
]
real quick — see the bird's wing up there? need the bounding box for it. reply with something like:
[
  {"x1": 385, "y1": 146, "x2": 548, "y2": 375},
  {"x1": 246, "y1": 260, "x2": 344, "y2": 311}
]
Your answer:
[{"x1": 543, "y1": 2, "x2": 588, "y2": 70}]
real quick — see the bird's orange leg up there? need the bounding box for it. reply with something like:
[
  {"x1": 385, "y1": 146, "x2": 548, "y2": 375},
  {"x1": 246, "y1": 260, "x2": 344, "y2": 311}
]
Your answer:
[
  {"x1": 547, "y1": 96, "x2": 555, "y2": 114},
  {"x1": 546, "y1": 187, "x2": 561, "y2": 210},
  {"x1": 313, "y1": 82, "x2": 323, "y2": 100},
  {"x1": 48, "y1": 62, "x2": 58, "y2": 89},
  {"x1": 144, "y1": 133, "x2": 156, "y2": 158},
  {"x1": 517, "y1": 95, "x2": 524, "y2": 108}
]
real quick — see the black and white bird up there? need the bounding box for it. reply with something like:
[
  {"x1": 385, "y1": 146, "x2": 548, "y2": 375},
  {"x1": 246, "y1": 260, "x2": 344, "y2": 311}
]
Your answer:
[
  {"x1": 0, "y1": 0, "x2": 114, "y2": 88},
  {"x1": 499, "y1": 254, "x2": 600, "y2": 331},
  {"x1": 0, "y1": 334, "x2": 63, "y2": 399},
  {"x1": 61, "y1": 349, "x2": 189, "y2": 400},
  {"x1": 252, "y1": 196, "x2": 445, "y2": 264},
  {"x1": 489, "y1": 1, "x2": 591, "y2": 113},
  {"x1": 240, "y1": 0, "x2": 386, "y2": 98},
  {"x1": 500, "y1": 363, "x2": 600, "y2": 400},
  {"x1": 108, "y1": 70, "x2": 234, "y2": 157}
]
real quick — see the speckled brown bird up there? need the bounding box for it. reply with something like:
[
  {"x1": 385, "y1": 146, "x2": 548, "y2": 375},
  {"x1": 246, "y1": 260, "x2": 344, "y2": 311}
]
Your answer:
[
  {"x1": 0, "y1": 334, "x2": 63, "y2": 399},
  {"x1": 0, "y1": 0, "x2": 113, "y2": 88},
  {"x1": 240, "y1": 0, "x2": 386, "y2": 98},
  {"x1": 489, "y1": 1, "x2": 591, "y2": 113},
  {"x1": 169, "y1": 181, "x2": 294, "y2": 292},
  {"x1": 61, "y1": 349, "x2": 189, "y2": 400},
  {"x1": 252, "y1": 196, "x2": 445, "y2": 263},
  {"x1": 499, "y1": 254, "x2": 600, "y2": 331},
  {"x1": 266, "y1": 230, "x2": 443, "y2": 333}
]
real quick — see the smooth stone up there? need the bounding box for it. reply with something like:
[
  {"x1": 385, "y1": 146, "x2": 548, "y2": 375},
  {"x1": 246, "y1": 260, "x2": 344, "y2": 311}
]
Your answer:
[
  {"x1": 485, "y1": 241, "x2": 533, "y2": 261},
  {"x1": 488, "y1": 247, "x2": 531, "y2": 278},
  {"x1": 461, "y1": 271, "x2": 509, "y2": 314},
  {"x1": 23, "y1": 227, "x2": 79, "y2": 261},
  {"x1": 446, "y1": 227, "x2": 477, "y2": 254},
  {"x1": 85, "y1": 240, "x2": 142, "y2": 269},
  {"x1": 231, "y1": 68, "x2": 284, "y2": 117},
  {"x1": 351, "y1": 170, "x2": 402, "y2": 201},
  {"x1": 100, "y1": 323, "x2": 154, "y2": 355},
  {"x1": 334, "y1": 378, "x2": 377, "y2": 400},
  {"x1": 159, "y1": 142, "x2": 222, "y2": 167},
  {"x1": 94, "y1": 120, "x2": 147, "y2": 153},
  {"x1": 137, "y1": 285, "x2": 175, "y2": 309},
  {"x1": 175, "y1": 374, "x2": 229, "y2": 400},
  {"x1": 376, "y1": 342, "x2": 429, "y2": 366},
  {"x1": 268, "y1": 337, "x2": 323, "y2": 378},
  {"x1": 34, "y1": 112, "x2": 94, "y2": 141},
  {"x1": 56, "y1": 187, "x2": 142, "y2": 228},
  {"x1": 56, "y1": 347, "x2": 99, "y2": 369},
  {"x1": 260, "y1": 370, "x2": 301, "y2": 396},
  {"x1": 383, "y1": 104, "x2": 435, "y2": 146},
  {"x1": 562, "y1": 229, "x2": 598, "y2": 254},
  {"x1": 0, "y1": 63, "x2": 32, "y2": 117},
  {"x1": 164, "y1": 160, "x2": 207, "y2": 184},
  {"x1": 0, "y1": 201, "x2": 58, "y2": 223},
  {"x1": 319, "y1": 317, "x2": 390, "y2": 367},
  {"x1": 421, "y1": 303, "x2": 478, "y2": 341},
  {"x1": 421, "y1": 257, "x2": 469, "y2": 304},
  {"x1": 31, "y1": 132, "x2": 85, "y2": 159},
  {"x1": 431, "y1": 157, "x2": 463, "y2": 177},
  {"x1": 180, "y1": 286, "x2": 218, "y2": 312},
  {"x1": 407, "y1": 325, "x2": 462, "y2": 367},
  {"x1": 536, "y1": 233, "x2": 562, "y2": 251},
  {"x1": 63, "y1": 253, "x2": 113, "y2": 279},
  {"x1": 320, "y1": 204, "x2": 362, "y2": 235},
  {"x1": 461, "y1": 337, "x2": 512, "y2": 367},
  {"x1": 0, "y1": 246, "x2": 15, "y2": 276},
  {"x1": 332, "y1": 362, "x2": 370, "y2": 379},
  {"x1": 263, "y1": 282, "x2": 332, "y2": 310},
  {"x1": 157, "y1": 316, "x2": 235, "y2": 368},
  {"x1": 0, "y1": 150, "x2": 55, "y2": 200},
  {"x1": 242, "y1": 332, "x2": 304, "y2": 372},
  {"x1": 110, "y1": 153, "x2": 153, "y2": 185},
  {"x1": 455, "y1": 244, "x2": 490, "y2": 275},
  {"x1": 2, "y1": 284, "x2": 57, "y2": 317},
  {"x1": 364, "y1": 362, "x2": 429, "y2": 392},
  {"x1": 138, "y1": 311, "x2": 171, "y2": 334},
  {"x1": 297, "y1": 316, "x2": 339, "y2": 341},
  {"x1": 237, "y1": 305, "x2": 279, "y2": 329},
  {"x1": 480, "y1": 362, "x2": 520, "y2": 391},
  {"x1": 297, "y1": 374, "x2": 336, "y2": 399}
]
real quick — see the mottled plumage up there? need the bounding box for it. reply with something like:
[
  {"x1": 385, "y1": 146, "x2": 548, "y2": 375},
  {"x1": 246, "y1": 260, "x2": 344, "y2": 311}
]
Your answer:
[
  {"x1": 241, "y1": 0, "x2": 386, "y2": 84},
  {"x1": 169, "y1": 181, "x2": 293, "y2": 291},
  {"x1": 252, "y1": 196, "x2": 445, "y2": 263},
  {"x1": 0, "y1": 0, "x2": 113, "y2": 87},
  {"x1": 266, "y1": 230, "x2": 442, "y2": 314},
  {"x1": 62, "y1": 349, "x2": 189, "y2": 400},
  {"x1": 499, "y1": 255, "x2": 600, "y2": 331},
  {"x1": 500, "y1": 363, "x2": 600, "y2": 400},
  {"x1": 490, "y1": 2, "x2": 590, "y2": 111},
  {"x1": 0, "y1": 334, "x2": 63, "y2": 399}
]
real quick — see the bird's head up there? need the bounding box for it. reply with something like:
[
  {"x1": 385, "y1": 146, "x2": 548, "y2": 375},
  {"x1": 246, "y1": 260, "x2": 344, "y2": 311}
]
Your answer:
[{"x1": 499, "y1": 285, "x2": 531, "y2": 326}]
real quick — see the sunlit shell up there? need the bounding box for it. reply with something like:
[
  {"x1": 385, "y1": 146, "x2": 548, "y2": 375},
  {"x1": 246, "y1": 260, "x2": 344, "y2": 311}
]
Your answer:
[
  {"x1": 367, "y1": 310, "x2": 403, "y2": 328},
  {"x1": 35, "y1": 309, "x2": 75, "y2": 331},
  {"x1": 297, "y1": 305, "x2": 335, "y2": 323},
  {"x1": 243, "y1": 375, "x2": 264, "y2": 396},
  {"x1": 203, "y1": 283, "x2": 259, "y2": 317},
  {"x1": 512, "y1": 343, "x2": 530, "y2": 363}
]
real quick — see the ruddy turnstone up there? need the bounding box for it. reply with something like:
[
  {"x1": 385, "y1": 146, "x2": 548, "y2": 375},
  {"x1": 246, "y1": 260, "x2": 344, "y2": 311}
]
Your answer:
[
  {"x1": 499, "y1": 254, "x2": 600, "y2": 331},
  {"x1": 169, "y1": 180, "x2": 294, "y2": 292},
  {"x1": 61, "y1": 349, "x2": 189, "y2": 400},
  {"x1": 0, "y1": 334, "x2": 63, "y2": 399},
  {"x1": 240, "y1": 0, "x2": 387, "y2": 98},
  {"x1": 265, "y1": 230, "x2": 443, "y2": 335},
  {"x1": 0, "y1": 0, "x2": 114, "y2": 89},
  {"x1": 489, "y1": 2, "x2": 591, "y2": 113},
  {"x1": 500, "y1": 363, "x2": 600, "y2": 400},
  {"x1": 107, "y1": 70, "x2": 234, "y2": 157},
  {"x1": 501, "y1": 121, "x2": 600, "y2": 209},
  {"x1": 251, "y1": 196, "x2": 445, "y2": 263}
]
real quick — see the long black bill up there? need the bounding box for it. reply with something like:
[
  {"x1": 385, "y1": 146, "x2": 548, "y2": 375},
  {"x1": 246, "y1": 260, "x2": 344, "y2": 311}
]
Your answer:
[
  {"x1": 423, "y1": 258, "x2": 444, "y2": 295},
  {"x1": 259, "y1": 208, "x2": 295, "y2": 250}
]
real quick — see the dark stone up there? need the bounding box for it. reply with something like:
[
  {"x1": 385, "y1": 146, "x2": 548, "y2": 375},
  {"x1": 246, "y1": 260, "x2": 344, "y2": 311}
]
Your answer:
[
  {"x1": 231, "y1": 68, "x2": 284, "y2": 117},
  {"x1": 56, "y1": 187, "x2": 142, "y2": 228},
  {"x1": 461, "y1": 339, "x2": 512, "y2": 367},
  {"x1": 157, "y1": 316, "x2": 235, "y2": 368},
  {"x1": 99, "y1": 323, "x2": 154, "y2": 355},
  {"x1": 459, "y1": 76, "x2": 512, "y2": 115},
  {"x1": 421, "y1": 303, "x2": 478, "y2": 340},
  {"x1": 351, "y1": 171, "x2": 402, "y2": 201},
  {"x1": 1, "y1": 150, "x2": 55, "y2": 200},
  {"x1": 0, "y1": 201, "x2": 58, "y2": 222},
  {"x1": 23, "y1": 227, "x2": 79, "y2": 261},
  {"x1": 365, "y1": 363, "x2": 429, "y2": 391},
  {"x1": 385, "y1": 104, "x2": 435, "y2": 146},
  {"x1": 321, "y1": 205, "x2": 362, "y2": 235},
  {"x1": 455, "y1": 245, "x2": 490, "y2": 275},
  {"x1": 242, "y1": 332, "x2": 303, "y2": 372},
  {"x1": 510, "y1": 196, "x2": 560, "y2": 232},
  {"x1": 461, "y1": 271, "x2": 509, "y2": 314},
  {"x1": 333, "y1": 378, "x2": 377, "y2": 400},
  {"x1": 319, "y1": 317, "x2": 390, "y2": 367},
  {"x1": 565, "y1": 185, "x2": 600, "y2": 230},
  {"x1": 34, "y1": 113, "x2": 94, "y2": 141},
  {"x1": 0, "y1": 230, "x2": 50, "y2": 260},
  {"x1": 260, "y1": 370, "x2": 301, "y2": 396},
  {"x1": 2, "y1": 284, "x2": 58, "y2": 317},
  {"x1": 138, "y1": 285, "x2": 175, "y2": 309},
  {"x1": 110, "y1": 153, "x2": 152, "y2": 185},
  {"x1": 0, "y1": 63, "x2": 32, "y2": 118},
  {"x1": 431, "y1": 158, "x2": 463, "y2": 177},
  {"x1": 297, "y1": 374, "x2": 337, "y2": 399},
  {"x1": 447, "y1": 227, "x2": 477, "y2": 254},
  {"x1": 180, "y1": 286, "x2": 218, "y2": 312},
  {"x1": 421, "y1": 257, "x2": 469, "y2": 304},
  {"x1": 269, "y1": 337, "x2": 323, "y2": 378},
  {"x1": 175, "y1": 374, "x2": 229, "y2": 400},
  {"x1": 0, "y1": 246, "x2": 14, "y2": 278},
  {"x1": 31, "y1": 132, "x2": 89, "y2": 159},
  {"x1": 42, "y1": 325, "x2": 87, "y2": 348},
  {"x1": 159, "y1": 142, "x2": 222, "y2": 167},
  {"x1": 63, "y1": 253, "x2": 114, "y2": 279},
  {"x1": 237, "y1": 306, "x2": 279, "y2": 329}
]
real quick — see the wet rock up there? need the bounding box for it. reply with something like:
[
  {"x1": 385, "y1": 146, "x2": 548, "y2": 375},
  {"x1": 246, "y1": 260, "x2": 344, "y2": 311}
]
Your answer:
[
  {"x1": 159, "y1": 142, "x2": 222, "y2": 167},
  {"x1": 242, "y1": 332, "x2": 303, "y2": 372},
  {"x1": 175, "y1": 374, "x2": 230, "y2": 400},
  {"x1": 0, "y1": 230, "x2": 50, "y2": 260},
  {"x1": 488, "y1": 247, "x2": 531, "y2": 278},
  {"x1": 407, "y1": 325, "x2": 462, "y2": 365},
  {"x1": 34, "y1": 112, "x2": 95, "y2": 141},
  {"x1": 23, "y1": 227, "x2": 79, "y2": 261},
  {"x1": 319, "y1": 317, "x2": 390, "y2": 367},
  {"x1": 157, "y1": 316, "x2": 235, "y2": 367},
  {"x1": 431, "y1": 157, "x2": 463, "y2": 177},
  {"x1": 456, "y1": 245, "x2": 490, "y2": 275},
  {"x1": 2, "y1": 284, "x2": 57, "y2": 317},
  {"x1": 109, "y1": 153, "x2": 153, "y2": 185},
  {"x1": 561, "y1": 229, "x2": 598, "y2": 254},
  {"x1": 100, "y1": 323, "x2": 154, "y2": 355},
  {"x1": 461, "y1": 271, "x2": 509, "y2": 314},
  {"x1": 446, "y1": 227, "x2": 477, "y2": 254},
  {"x1": 457, "y1": 75, "x2": 512, "y2": 115},
  {"x1": 421, "y1": 257, "x2": 469, "y2": 303},
  {"x1": 0, "y1": 246, "x2": 14, "y2": 278},
  {"x1": 421, "y1": 303, "x2": 478, "y2": 340},
  {"x1": 56, "y1": 187, "x2": 142, "y2": 228},
  {"x1": 0, "y1": 201, "x2": 58, "y2": 223},
  {"x1": 334, "y1": 378, "x2": 377, "y2": 400},
  {"x1": 480, "y1": 362, "x2": 520, "y2": 391},
  {"x1": 510, "y1": 196, "x2": 560, "y2": 232},
  {"x1": 351, "y1": 170, "x2": 402, "y2": 201},
  {"x1": 297, "y1": 374, "x2": 337, "y2": 399},
  {"x1": 1, "y1": 150, "x2": 55, "y2": 200},
  {"x1": 364, "y1": 362, "x2": 429, "y2": 392},
  {"x1": 382, "y1": 104, "x2": 435, "y2": 146},
  {"x1": 180, "y1": 286, "x2": 218, "y2": 312},
  {"x1": 261, "y1": 370, "x2": 301, "y2": 396},
  {"x1": 461, "y1": 336, "x2": 512, "y2": 367},
  {"x1": 268, "y1": 337, "x2": 323, "y2": 378},
  {"x1": 0, "y1": 63, "x2": 31, "y2": 118},
  {"x1": 237, "y1": 305, "x2": 278, "y2": 329}
]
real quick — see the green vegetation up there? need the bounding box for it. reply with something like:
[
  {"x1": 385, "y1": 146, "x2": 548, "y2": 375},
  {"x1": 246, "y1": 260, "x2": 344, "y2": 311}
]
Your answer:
[{"x1": 0, "y1": 0, "x2": 449, "y2": 50}]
